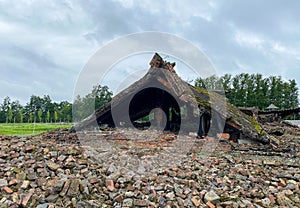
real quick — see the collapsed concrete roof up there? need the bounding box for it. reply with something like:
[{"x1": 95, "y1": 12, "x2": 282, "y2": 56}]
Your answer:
[{"x1": 72, "y1": 53, "x2": 272, "y2": 144}]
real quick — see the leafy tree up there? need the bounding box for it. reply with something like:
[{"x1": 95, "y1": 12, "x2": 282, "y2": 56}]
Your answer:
[
  {"x1": 73, "y1": 95, "x2": 83, "y2": 122},
  {"x1": 73, "y1": 85, "x2": 113, "y2": 121},
  {"x1": 46, "y1": 110, "x2": 50, "y2": 123},
  {"x1": 194, "y1": 73, "x2": 299, "y2": 110},
  {"x1": 93, "y1": 85, "x2": 113, "y2": 109},
  {"x1": 220, "y1": 74, "x2": 232, "y2": 91},
  {"x1": 54, "y1": 111, "x2": 58, "y2": 123},
  {"x1": 195, "y1": 75, "x2": 223, "y2": 90},
  {"x1": 1, "y1": 96, "x2": 11, "y2": 123},
  {"x1": 38, "y1": 109, "x2": 43, "y2": 123},
  {"x1": 8, "y1": 108, "x2": 13, "y2": 123},
  {"x1": 0, "y1": 109, "x2": 4, "y2": 123},
  {"x1": 41, "y1": 95, "x2": 52, "y2": 121},
  {"x1": 29, "y1": 112, "x2": 33, "y2": 123},
  {"x1": 58, "y1": 101, "x2": 72, "y2": 122},
  {"x1": 25, "y1": 95, "x2": 43, "y2": 123},
  {"x1": 19, "y1": 110, "x2": 24, "y2": 123},
  {"x1": 289, "y1": 79, "x2": 299, "y2": 108},
  {"x1": 10, "y1": 100, "x2": 23, "y2": 123}
]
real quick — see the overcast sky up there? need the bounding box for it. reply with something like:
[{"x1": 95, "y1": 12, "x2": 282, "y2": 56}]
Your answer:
[{"x1": 1, "y1": 0, "x2": 300, "y2": 104}]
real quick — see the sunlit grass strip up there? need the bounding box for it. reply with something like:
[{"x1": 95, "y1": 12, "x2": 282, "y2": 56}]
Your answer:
[{"x1": 0, "y1": 123, "x2": 72, "y2": 136}]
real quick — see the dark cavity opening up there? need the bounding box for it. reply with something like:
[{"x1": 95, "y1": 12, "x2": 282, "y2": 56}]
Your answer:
[{"x1": 129, "y1": 87, "x2": 181, "y2": 132}]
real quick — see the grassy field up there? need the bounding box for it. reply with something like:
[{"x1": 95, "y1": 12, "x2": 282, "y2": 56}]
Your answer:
[{"x1": 0, "y1": 123, "x2": 72, "y2": 136}]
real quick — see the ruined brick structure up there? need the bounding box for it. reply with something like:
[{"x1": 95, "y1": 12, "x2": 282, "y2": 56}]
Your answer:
[{"x1": 149, "y1": 53, "x2": 176, "y2": 73}]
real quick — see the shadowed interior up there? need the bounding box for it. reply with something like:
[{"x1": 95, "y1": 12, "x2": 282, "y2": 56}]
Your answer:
[{"x1": 129, "y1": 87, "x2": 181, "y2": 131}]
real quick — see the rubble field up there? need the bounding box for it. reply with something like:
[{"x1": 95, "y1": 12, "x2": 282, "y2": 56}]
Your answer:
[{"x1": 0, "y1": 123, "x2": 299, "y2": 208}]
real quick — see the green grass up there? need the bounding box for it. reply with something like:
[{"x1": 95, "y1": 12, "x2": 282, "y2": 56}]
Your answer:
[{"x1": 0, "y1": 123, "x2": 72, "y2": 136}]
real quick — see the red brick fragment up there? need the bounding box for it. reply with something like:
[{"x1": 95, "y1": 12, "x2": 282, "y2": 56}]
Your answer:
[
  {"x1": 9, "y1": 179, "x2": 19, "y2": 186},
  {"x1": 199, "y1": 190, "x2": 207, "y2": 200},
  {"x1": 269, "y1": 194, "x2": 276, "y2": 204},
  {"x1": 3, "y1": 186, "x2": 13, "y2": 194},
  {"x1": 106, "y1": 179, "x2": 114, "y2": 191},
  {"x1": 22, "y1": 189, "x2": 34, "y2": 207},
  {"x1": 89, "y1": 177, "x2": 99, "y2": 184},
  {"x1": 217, "y1": 133, "x2": 230, "y2": 139},
  {"x1": 206, "y1": 201, "x2": 216, "y2": 208}
]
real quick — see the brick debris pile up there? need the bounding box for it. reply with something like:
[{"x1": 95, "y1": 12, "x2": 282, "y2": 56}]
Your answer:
[{"x1": 0, "y1": 124, "x2": 299, "y2": 208}]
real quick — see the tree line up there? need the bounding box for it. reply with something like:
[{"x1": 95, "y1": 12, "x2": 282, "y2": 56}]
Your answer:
[
  {"x1": 1, "y1": 74, "x2": 298, "y2": 123},
  {"x1": 0, "y1": 85, "x2": 113, "y2": 123},
  {"x1": 195, "y1": 73, "x2": 299, "y2": 110},
  {"x1": 0, "y1": 95, "x2": 72, "y2": 123}
]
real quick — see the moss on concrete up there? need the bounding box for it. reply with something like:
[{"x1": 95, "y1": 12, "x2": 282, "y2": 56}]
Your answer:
[{"x1": 192, "y1": 85, "x2": 264, "y2": 139}]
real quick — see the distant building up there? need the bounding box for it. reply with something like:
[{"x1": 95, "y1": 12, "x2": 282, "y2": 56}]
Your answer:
[{"x1": 266, "y1": 104, "x2": 279, "y2": 111}]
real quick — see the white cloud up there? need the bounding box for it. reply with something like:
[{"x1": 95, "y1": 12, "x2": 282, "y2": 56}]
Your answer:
[
  {"x1": 234, "y1": 30, "x2": 265, "y2": 50},
  {"x1": 113, "y1": 0, "x2": 216, "y2": 22},
  {"x1": 0, "y1": 20, "x2": 15, "y2": 32},
  {"x1": 271, "y1": 42, "x2": 300, "y2": 58}
]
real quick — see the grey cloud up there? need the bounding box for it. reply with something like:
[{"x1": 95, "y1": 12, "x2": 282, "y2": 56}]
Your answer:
[{"x1": 0, "y1": 0, "x2": 299, "y2": 104}]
